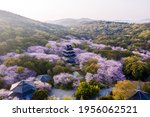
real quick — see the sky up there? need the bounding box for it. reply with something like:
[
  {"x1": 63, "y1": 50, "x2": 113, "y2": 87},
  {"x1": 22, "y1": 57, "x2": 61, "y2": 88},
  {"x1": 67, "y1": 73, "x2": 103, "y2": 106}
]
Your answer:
[{"x1": 0, "y1": 0, "x2": 149, "y2": 21}]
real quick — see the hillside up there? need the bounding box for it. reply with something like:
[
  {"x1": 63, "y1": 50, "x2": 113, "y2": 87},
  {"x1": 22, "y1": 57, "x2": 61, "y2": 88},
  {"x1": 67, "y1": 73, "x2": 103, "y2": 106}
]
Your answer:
[
  {"x1": 0, "y1": 10, "x2": 150, "y2": 54},
  {"x1": 68, "y1": 21, "x2": 150, "y2": 51},
  {"x1": 0, "y1": 10, "x2": 66, "y2": 54},
  {"x1": 47, "y1": 18, "x2": 95, "y2": 26}
]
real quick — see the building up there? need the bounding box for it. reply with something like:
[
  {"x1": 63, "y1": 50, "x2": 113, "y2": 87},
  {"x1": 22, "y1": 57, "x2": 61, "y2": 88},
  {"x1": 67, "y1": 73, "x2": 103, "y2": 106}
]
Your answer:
[
  {"x1": 128, "y1": 90, "x2": 150, "y2": 100},
  {"x1": 63, "y1": 45, "x2": 76, "y2": 64},
  {"x1": 9, "y1": 80, "x2": 36, "y2": 100},
  {"x1": 36, "y1": 74, "x2": 52, "y2": 83}
]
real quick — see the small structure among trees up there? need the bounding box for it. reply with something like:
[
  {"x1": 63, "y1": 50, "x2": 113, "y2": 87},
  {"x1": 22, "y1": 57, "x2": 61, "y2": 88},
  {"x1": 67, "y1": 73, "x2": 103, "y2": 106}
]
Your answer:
[
  {"x1": 9, "y1": 80, "x2": 36, "y2": 100},
  {"x1": 63, "y1": 45, "x2": 76, "y2": 64},
  {"x1": 128, "y1": 90, "x2": 150, "y2": 100}
]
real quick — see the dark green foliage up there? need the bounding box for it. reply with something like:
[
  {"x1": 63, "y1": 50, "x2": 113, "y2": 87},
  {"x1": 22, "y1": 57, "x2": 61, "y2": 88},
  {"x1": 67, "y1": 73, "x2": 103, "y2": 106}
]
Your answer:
[
  {"x1": 142, "y1": 83, "x2": 150, "y2": 94},
  {"x1": 8, "y1": 55, "x2": 54, "y2": 75},
  {"x1": 52, "y1": 65, "x2": 72, "y2": 75},
  {"x1": 55, "y1": 81, "x2": 73, "y2": 90},
  {"x1": 74, "y1": 82, "x2": 100, "y2": 100},
  {"x1": 0, "y1": 80, "x2": 5, "y2": 89},
  {"x1": 123, "y1": 56, "x2": 150, "y2": 81},
  {"x1": 0, "y1": 96, "x2": 3, "y2": 100},
  {"x1": 94, "y1": 50, "x2": 133, "y2": 60},
  {"x1": 89, "y1": 80, "x2": 105, "y2": 89},
  {"x1": 32, "y1": 89, "x2": 48, "y2": 100},
  {"x1": 18, "y1": 56, "x2": 54, "y2": 75}
]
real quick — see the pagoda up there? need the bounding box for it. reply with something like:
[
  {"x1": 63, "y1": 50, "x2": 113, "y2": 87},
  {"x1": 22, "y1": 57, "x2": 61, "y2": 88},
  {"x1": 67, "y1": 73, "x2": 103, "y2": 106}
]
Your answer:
[{"x1": 63, "y1": 45, "x2": 76, "y2": 64}]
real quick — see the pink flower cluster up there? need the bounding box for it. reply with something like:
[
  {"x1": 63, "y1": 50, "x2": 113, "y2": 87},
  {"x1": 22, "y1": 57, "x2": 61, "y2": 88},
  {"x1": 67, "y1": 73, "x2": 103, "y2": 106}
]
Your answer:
[
  {"x1": 89, "y1": 43, "x2": 107, "y2": 50},
  {"x1": 76, "y1": 52, "x2": 125, "y2": 84},
  {"x1": 0, "y1": 65, "x2": 36, "y2": 85},
  {"x1": 0, "y1": 52, "x2": 20, "y2": 61},
  {"x1": 85, "y1": 60, "x2": 125, "y2": 84},
  {"x1": 76, "y1": 52, "x2": 105, "y2": 69},
  {"x1": 0, "y1": 89, "x2": 10, "y2": 99},
  {"x1": 34, "y1": 80, "x2": 52, "y2": 91},
  {"x1": 26, "y1": 53, "x2": 61, "y2": 62},
  {"x1": 27, "y1": 46, "x2": 49, "y2": 53},
  {"x1": 53, "y1": 73, "x2": 74, "y2": 85}
]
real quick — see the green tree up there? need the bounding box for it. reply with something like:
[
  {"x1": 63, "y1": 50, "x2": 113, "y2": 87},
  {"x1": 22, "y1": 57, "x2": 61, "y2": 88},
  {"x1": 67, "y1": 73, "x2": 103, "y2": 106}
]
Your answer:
[
  {"x1": 4, "y1": 58, "x2": 20, "y2": 66},
  {"x1": 16, "y1": 66, "x2": 25, "y2": 74},
  {"x1": 123, "y1": 56, "x2": 150, "y2": 81},
  {"x1": 74, "y1": 82, "x2": 100, "y2": 100},
  {"x1": 32, "y1": 90, "x2": 48, "y2": 100},
  {"x1": 112, "y1": 80, "x2": 137, "y2": 100},
  {"x1": 82, "y1": 59, "x2": 99, "y2": 74}
]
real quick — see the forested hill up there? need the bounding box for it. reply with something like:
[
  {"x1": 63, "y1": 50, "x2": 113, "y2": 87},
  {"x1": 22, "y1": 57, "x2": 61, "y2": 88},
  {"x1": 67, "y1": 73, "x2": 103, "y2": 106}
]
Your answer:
[
  {"x1": 0, "y1": 10, "x2": 150, "y2": 54},
  {"x1": 47, "y1": 18, "x2": 95, "y2": 26},
  {"x1": 68, "y1": 21, "x2": 150, "y2": 51},
  {"x1": 0, "y1": 10, "x2": 66, "y2": 54}
]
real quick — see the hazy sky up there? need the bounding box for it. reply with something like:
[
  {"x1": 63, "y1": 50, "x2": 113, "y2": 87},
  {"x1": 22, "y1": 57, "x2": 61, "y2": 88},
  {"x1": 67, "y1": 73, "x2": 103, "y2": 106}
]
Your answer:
[{"x1": 0, "y1": 0, "x2": 149, "y2": 21}]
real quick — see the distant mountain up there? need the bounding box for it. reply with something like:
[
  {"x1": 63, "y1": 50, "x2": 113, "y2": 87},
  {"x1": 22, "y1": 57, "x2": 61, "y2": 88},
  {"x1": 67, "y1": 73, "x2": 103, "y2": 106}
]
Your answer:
[
  {"x1": 0, "y1": 10, "x2": 66, "y2": 35},
  {"x1": 47, "y1": 18, "x2": 95, "y2": 26},
  {"x1": 0, "y1": 10, "x2": 66, "y2": 54},
  {"x1": 115, "y1": 19, "x2": 150, "y2": 23}
]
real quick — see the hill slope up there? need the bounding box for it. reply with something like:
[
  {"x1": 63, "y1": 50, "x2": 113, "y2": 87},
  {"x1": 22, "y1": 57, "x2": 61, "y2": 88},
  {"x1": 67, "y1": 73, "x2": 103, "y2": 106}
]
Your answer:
[
  {"x1": 0, "y1": 10, "x2": 66, "y2": 54},
  {"x1": 68, "y1": 21, "x2": 150, "y2": 51},
  {"x1": 47, "y1": 18, "x2": 95, "y2": 26}
]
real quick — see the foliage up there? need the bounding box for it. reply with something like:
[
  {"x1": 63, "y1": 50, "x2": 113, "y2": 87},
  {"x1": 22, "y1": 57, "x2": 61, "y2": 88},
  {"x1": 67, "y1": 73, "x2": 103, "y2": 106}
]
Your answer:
[
  {"x1": 34, "y1": 80, "x2": 52, "y2": 92},
  {"x1": 52, "y1": 65, "x2": 72, "y2": 75},
  {"x1": 0, "y1": 65, "x2": 36, "y2": 85},
  {"x1": 123, "y1": 56, "x2": 150, "y2": 81},
  {"x1": 95, "y1": 60, "x2": 125, "y2": 85},
  {"x1": 0, "y1": 10, "x2": 66, "y2": 55},
  {"x1": 142, "y1": 83, "x2": 150, "y2": 94},
  {"x1": 82, "y1": 59, "x2": 99, "y2": 74},
  {"x1": 53, "y1": 73, "x2": 74, "y2": 90},
  {"x1": 17, "y1": 55, "x2": 54, "y2": 75},
  {"x1": 112, "y1": 80, "x2": 137, "y2": 100},
  {"x1": 74, "y1": 82, "x2": 100, "y2": 100},
  {"x1": 69, "y1": 21, "x2": 150, "y2": 51},
  {"x1": 16, "y1": 66, "x2": 25, "y2": 74},
  {"x1": 0, "y1": 80, "x2": 5, "y2": 89},
  {"x1": 94, "y1": 50, "x2": 133, "y2": 60},
  {"x1": 4, "y1": 58, "x2": 20, "y2": 66},
  {"x1": 32, "y1": 89, "x2": 48, "y2": 100}
]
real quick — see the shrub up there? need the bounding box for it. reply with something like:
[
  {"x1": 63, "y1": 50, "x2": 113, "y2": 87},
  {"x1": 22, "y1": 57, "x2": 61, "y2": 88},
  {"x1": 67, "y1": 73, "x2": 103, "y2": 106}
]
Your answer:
[
  {"x1": 0, "y1": 96, "x2": 2, "y2": 100},
  {"x1": 53, "y1": 73, "x2": 74, "y2": 90},
  {"x1": 112, "y1": 80, "x2": 137, "y2": 100},
  {"x1": 16, "y1": 66, "x2": 25, "y2": 74},
  {"x1": 123, "y1": 56, "x2": 150, "y2": 81},
  {"x1": 52, "y1": 65, "x2": 71, "y2": 75},
  {"x1": 94, "y1": 50, "x2": 133, "y2": 60},
  {"x1": 142, "y1": 83, "x2": 150, "y2": 93},
  {"x1": 74, "y1": 82, "x2": 100, "y2": 100},
  {"x1": 4, "y1": 58, "x2": 20, "y2": 66},
  {"x1": 82, "y1": 59, "x2": 99, "y2": 74},
  {"x1": 32, "y1": 89, "x2": 48, "y2": 100},
  {"x1": 18, "y1": 55, "x2": 54, "y2": 75},
  {"x1": 0, "y1": 80, "x2": 5, "y2": 89}
]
